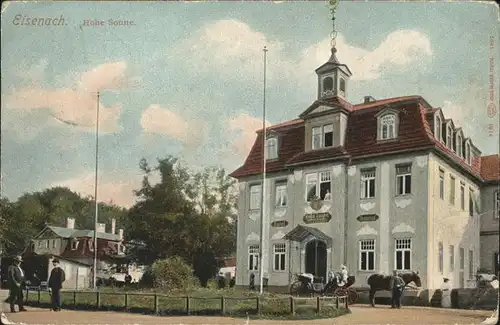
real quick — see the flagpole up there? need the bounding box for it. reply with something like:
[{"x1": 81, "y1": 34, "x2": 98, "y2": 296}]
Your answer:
[
  {"x1": 93, "y1": 91, "x2": 100, "y2": 289},
  {"x1": 259, "y1": 46, "x2": 268, "y2": 295}
]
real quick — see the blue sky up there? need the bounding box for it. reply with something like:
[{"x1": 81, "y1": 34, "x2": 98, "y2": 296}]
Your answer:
[{"x1": 1, "y1": 1, "x2": 499, "y2": 207}]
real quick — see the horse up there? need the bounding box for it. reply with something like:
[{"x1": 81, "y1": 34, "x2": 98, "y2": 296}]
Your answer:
[{"x1": 367, "y1": 271, "x2": 421, "y2": 307}]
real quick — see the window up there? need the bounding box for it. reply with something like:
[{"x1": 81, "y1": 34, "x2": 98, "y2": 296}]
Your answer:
[
  {"x1": 438, "y1": 242, "x2": 443, "y2": 274},
  {"x1": 449, "y1": 175, "x2": 456, "y2": 205},
  {"x1": 460, "y1": 182, "x2": 465, "y2": 210},
  {"x1": 71, "y1": 240, "x2": 78, "y2": 250},
  {"x1": 494, "y1": 253, "x2": 499, "y2": 275},
  {"x1": 37, "y1": 240, "x2": 42, "y2": 248},
  {"x1": 468, "y1": 250, "x2": 474, "y2": 280},
  {"x1": 311, "y1": 124, "x2": 334, "y2": 149},
  {"x1": 249, "y1": 185, "x2": 261, "y2": 210},
  {"x1": 45, "y1": 240, "x2": 49, "y2": 248},
  {"x1": 446, "y1": 125, "x2": 453, "y2": 149},
  {"x1": 273, "y1": 243, "x2": 286, "y2": 271},
  {"x1": 396, "y1": 164, "x2": 412, "y2": 195},
  {"x1": 465, "y1": 142, "x2": 471, "y2": 164},
  {"x1": 275, "y1": 182, "x2": 287, "y2": 208},
  {"x1": 266, "y1": 138, "x2": 278, "y2": 160},
  {"x1": 305, "y1": 171, "x2": 332, "y2": 201},
  {"x1": 457, "y1": 134, "x2": 463, "y2": 157},
  {"x1": 359, "y1": 240, "x2": 375, "y2": 271},
  {"x1": 395, "y1": 238, "x2": 411, "y2": 270},
  {"x1": 361, "y1": 169, "x2": 376, "y2": 199},
  {"x1": 323, "y1": 76, "x2": 333, "y2": 92},
  {"x1": 248, "y1": 245, "x2": 259, "y2": 271},
  {"x1": 459, "y1": 247, "x2": 465, "y2": 270},
  {"x1": 435, "y1": 116, "x2": 442, "y2": 142},
  {"x1": 52, "y1": 239, "x2": 56, "y2": 248},
  {"x1": 339, "y1": 78, "x2": 346, "y2": 95},
  {"x1": 439, "y1": 169, "x2": 445, "y2": 199},
  {"x1": 380, "y1": 115, "x2": 396, "y2": 140},
  {"x1": 469, "y1": 189, "x2": 474, "y2": 217},
  {"x1": 449, "y1": 245, "x2": 455, "y2": 272},
  {"x1": 495, "y1": 191, "x2": 500, "y2": 219}
]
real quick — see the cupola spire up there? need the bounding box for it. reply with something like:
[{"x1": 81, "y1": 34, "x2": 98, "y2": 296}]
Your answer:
[{"x1": 315, "y1": 0, "x2": 352, "y2": 100}]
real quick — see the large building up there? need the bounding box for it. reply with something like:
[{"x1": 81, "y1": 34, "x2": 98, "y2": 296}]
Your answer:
[{"x1": 230, "y1": 21, "x2": 499, "y2": 295}]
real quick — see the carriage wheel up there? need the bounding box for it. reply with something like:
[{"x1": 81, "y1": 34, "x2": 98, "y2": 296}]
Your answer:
[
  {"x1": 289, "y1": 281, "x2": 303, "y2": 296},
  {"x1": 333, "y1": 287, "x2": 347, "y2": 297},
  {"x1": 347, "y1": 288, "x2": 359, "y2": 305}
]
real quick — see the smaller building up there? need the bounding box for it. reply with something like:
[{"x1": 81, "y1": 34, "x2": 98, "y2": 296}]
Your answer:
[{"x1": 22, "y1": 217, "x2": 126, "y2": 289}]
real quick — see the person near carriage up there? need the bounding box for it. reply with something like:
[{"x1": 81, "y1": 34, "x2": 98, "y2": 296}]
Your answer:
[
  {"x1": 6, "y1": 256, "x2": 27, "y2": 313},
  {"x1": 389, "y1": 270, "x2": 405, "y2": 308},
  {"x1": 337, "y1": 265, "x2": 348, "y2": 287}
]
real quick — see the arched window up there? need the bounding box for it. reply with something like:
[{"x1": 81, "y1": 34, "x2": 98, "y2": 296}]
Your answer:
[
  {"x1": 322, "y1": 77, "x2": 333, "y2": 92},
  {"x1": 456, "y1": 134, "x2": 463, "y2": 157},
  {"x1": 339, "y1": 78, "x2": 346, "y2": 95},
  {"x1": 380, "y1": 114, "x2": 396, "y2": 140},
  {"x1": 266, "y1": 137, "x2": 278, "y2": 160},
  {"x1": 435, "y1": 116, "x2": 442, "y2": 142},
  {"x1": 446, "y1": 125, "x2": 453, "y2": 149},
  {"x1": 465, "y1": 142, "x2": 471, "y2": 164}
]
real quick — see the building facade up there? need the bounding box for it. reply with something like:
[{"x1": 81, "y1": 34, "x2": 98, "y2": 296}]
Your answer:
[
  {"x1": 230, "y1": 36, "x2": 495, "y2": 294},
  {"x1": 479, "y1": 155, "x2": 500, "y2": 275}
]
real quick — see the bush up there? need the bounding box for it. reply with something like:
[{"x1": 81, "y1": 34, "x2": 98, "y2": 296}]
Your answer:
[{"x1": 151, "y1": 256, "x2": 199, "y2": 291}]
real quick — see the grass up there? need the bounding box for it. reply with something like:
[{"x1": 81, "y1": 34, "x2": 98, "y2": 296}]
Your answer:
[{"x1": 24, "y1": 286, "x2": 350, "y2": 320}]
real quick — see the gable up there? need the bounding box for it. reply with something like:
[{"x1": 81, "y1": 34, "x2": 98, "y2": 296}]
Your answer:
[
  {"x1": 299, "y1": 103, "x2": 338, "y2": 119},
  {"x1": 35, "y1": 227, "x2": 61, "y2": 239}
]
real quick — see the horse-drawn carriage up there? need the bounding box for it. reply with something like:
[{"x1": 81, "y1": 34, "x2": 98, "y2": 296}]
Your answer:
[{"x1": 289, "y1": 273, "x2": 359, "y2": 305}]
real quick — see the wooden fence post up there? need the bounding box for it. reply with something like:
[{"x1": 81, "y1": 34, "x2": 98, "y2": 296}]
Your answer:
[
  {"x1": 316, "y1": 296, "x2": 320, "y2": 313},
  {"x1": 124, "y1": 293, "x2": 128, "y2": 309},
  {"x1": 335, "y1": 296, "x2": 339, "y2": 309},
  {"x1": 154, "y1": 294, "x2": 159, "y2": 314},
  {"x1": 37, "y1": 289, "x2": 41, "y2": 304},
  {"x1": 186, "y1": 296, "x2": 190, "y2": 315},
  {"x1": 73, "y1": 291, "x2": 76, "y2": 307},
  {"x1": 96, "y1": 291, "x2": 101, "y2": 309},
  {"x1": 289, "y1": 296, "x2": 295, "y2": 315},
  {"x1": 220, "y1": 296, "x2": 225, "y2": 315},
  {"x1": 256, "y1": 297, "x2": 260, "y2": 314}
]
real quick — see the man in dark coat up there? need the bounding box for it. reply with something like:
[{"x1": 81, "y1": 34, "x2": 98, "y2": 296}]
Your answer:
[
  {"x1": 48, "y1": 258, "x2": 66, "y2": 311},
  {"x1": 6, "y1": 256, "x2": 27, "y2": 313},
  {"x1": 389, "y1": 270, "x2": 405, "y2": 308}
]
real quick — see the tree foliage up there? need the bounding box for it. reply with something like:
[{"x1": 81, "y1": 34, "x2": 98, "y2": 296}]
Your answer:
[
  {"x1": 126, "y1": 157, "x2": 237, "y2": 286},
  {"x1": 150, "y1": 256, "x2": 199, "y2": 291}
]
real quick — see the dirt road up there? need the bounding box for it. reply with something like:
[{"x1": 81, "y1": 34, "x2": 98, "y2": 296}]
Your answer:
[{"x1": 5, "y1": 305, "x2": 492, "y2": 325}]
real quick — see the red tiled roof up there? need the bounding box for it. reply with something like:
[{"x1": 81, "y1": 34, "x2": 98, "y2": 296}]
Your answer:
[
  {"x1": 480, "y1": 154, "x2": 500, "y2": 182},
  {"x1": 230, "y1": 95, "x2": 486, "y2": 182}
]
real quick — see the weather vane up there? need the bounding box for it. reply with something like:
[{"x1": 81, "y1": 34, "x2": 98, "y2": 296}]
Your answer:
[{"x1": 328, "y1": 0, "x2": 339, "y2": 49}]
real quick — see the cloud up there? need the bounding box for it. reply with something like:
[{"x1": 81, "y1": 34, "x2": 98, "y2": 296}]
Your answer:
[
  {"x1": 3, "y1": 61, "x2": 139, "y2": 134},
  {"x1": 226, "y1": 112, "x2": 270, "y2": 158},
  {"x1": 173, "y1": 19, "x2": 432, "y2": 82},
  {"x1": 140, "y1": 104, "x2": 205, "y2": 148},
  {"x1": 53, "y1": 172, "x2": 139, "y2": 208}
]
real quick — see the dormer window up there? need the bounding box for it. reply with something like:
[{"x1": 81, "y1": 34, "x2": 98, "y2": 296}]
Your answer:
[
  {"x1": 71, "y1": 239, "x2": 78, "y2": 250},
  {"x1": 435, "y1": 115, "x2": 442, "y2": 142},
  {"x1": 339, "y1": 78, "x2": 346, "y2": 96},
  {"x1": 465, "y1": 142, "x2": 471, "y2": 165},
  {"x1": 379, "y1": 114, "x2": 396, "y2": 140},
  {"x1": 266, "y1": 137, "x2": 278, "y2": 160},
  {"x1": 446, "y1": 125, "x2": 453, "y2": 150},
  {"x1": 88, "y1": 240, "x2": 94, "y2": 251},
  {"x1": 456, "y1": 134, "x2": 463, "y2": 157},
  {"x1": 312, "y1": 124, "x2": 333, "y2": 149}
]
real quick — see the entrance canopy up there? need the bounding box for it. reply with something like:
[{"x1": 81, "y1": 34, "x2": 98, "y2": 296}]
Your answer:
[{"x1": 283, "y1": 225, "x2": 332, "y2": 246}]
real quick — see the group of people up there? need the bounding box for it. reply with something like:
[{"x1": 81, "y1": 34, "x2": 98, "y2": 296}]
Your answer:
[{"x1": 5, "y1": 256, "x2": 66, "y2": 313}]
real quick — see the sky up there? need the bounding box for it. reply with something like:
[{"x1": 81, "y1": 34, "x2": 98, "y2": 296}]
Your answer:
[{"x1": 1, "y1": 1, "x2": 499, "y2": 208}]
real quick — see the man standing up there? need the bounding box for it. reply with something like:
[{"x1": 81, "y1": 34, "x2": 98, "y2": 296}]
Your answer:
[
  {"x1": 389, "y1": 270, "x2": 405, "y2": 309},
  {"x1": 48, "y1": 259, "x2": 65, "y2": 312},
  {"x1": 6, "y1": 256, "x2": 26, "y2": 313}
]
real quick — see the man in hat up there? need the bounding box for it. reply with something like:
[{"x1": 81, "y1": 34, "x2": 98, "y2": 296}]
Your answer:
[
  {"x1": 6, "y1": 256, "x2": 26, "y2": 313},
  {"x1": 389, "y1": 270, "x2": 405, "y2": 308},
  {"x1": 48, "y1": 258, "x2": 66, "y2": 311}
]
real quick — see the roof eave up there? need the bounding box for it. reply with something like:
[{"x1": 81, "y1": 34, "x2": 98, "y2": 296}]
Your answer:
[{"x1": 286, "y1": 154, "x2": 350, "y2": 168}]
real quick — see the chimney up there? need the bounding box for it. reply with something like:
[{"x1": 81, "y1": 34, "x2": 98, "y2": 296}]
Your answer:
[
  {"x1": 111, "y1": 218, "x2": 116, "y2": 234},
  {"x1": 364, "y1": 96, "x2": 376, "y2": 104},
  {"x1": 96, "y1": 223, "x2": 106, "y2": 233},
  {"x1": 118, "y1": 229, "x2": 124, "y2": 241},
  {"x1": 66, "y1": 217, "x2": 75, "y2": 229}
]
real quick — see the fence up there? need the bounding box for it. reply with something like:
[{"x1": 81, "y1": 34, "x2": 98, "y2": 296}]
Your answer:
[{"x1": 25, "y1": 288, "x2": 348, "y2": 316}]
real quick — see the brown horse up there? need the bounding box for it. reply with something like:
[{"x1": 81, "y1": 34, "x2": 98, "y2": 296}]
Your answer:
[{"x1": 367, "y1": 271, "x2": 422, "y2": 307}]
